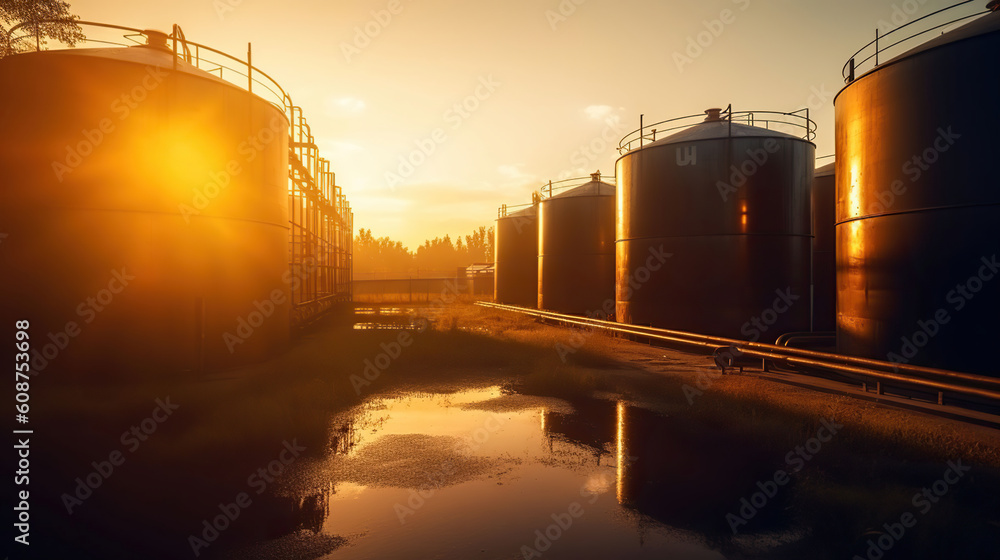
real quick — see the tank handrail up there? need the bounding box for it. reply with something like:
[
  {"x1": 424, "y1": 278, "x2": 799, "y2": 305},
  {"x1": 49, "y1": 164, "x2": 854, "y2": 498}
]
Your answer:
[
  {"x1": 497, "y1": 202, "x2": 535, "y2": 218},
  {"x1": 8, "y1": 20, "x2": 293, "y2": 114},
  {"x1": 617, "y1": 107, "x2": 816, "y2": 155},
  {"x1": 841, "y1": 0, "x2": 990, "y2": 83},
  {"x1": 496, "y1": 174, "x2": 616, "y2": 217},
  {"x1": 849, "y1": 11, "x2": 987, "y2": 78},
  {"x1": 9, "y1": 18, "x2": 143, "y2": 39},
  {"x1": 536, "y1": 175, "x2": 616, "y2": 200}
]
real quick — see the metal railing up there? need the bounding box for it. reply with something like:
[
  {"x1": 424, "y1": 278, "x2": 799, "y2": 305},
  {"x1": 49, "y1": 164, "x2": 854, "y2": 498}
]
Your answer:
[
  {"x1": 617, "y1": 105, "x2": 816, "y2": 154},
  {"x1": 497, "y1": 173, "x2": 616, "y2": 218},
  {"x1": 842, "y1": 0, "x2": 992, "y2": 83},
  {"x1": 9, "y1": 20, "x2": 355, "y2": 323},
  {"x1": 476, "y1": 302, "x2": 1000, "y2": 405},
  {"x1": 9, "y1": 20, "x2": 291, "y2": 111},
  {"x1": 537, "y1": 174, "x2": 616, "y2": 201}
]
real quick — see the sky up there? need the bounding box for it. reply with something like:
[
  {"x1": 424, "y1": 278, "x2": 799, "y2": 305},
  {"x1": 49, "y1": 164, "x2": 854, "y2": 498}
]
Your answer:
[{"x1": 64, "y1": 0, "x2": 981, "y2": 250}]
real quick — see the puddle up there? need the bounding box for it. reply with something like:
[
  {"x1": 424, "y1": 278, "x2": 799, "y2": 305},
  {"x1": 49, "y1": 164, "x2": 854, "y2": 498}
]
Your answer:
[
  {"x1": 352, "y1": 307, "x2": 442, "y2": 331},
  {"x1": 260, "y1": 386, "x2": 743, "y2": 559}
]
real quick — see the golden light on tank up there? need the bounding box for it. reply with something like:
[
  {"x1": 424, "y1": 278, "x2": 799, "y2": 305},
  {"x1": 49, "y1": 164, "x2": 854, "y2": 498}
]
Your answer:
[{"x1": 0, "y1": 30, "x2": 290, "y2": 374}]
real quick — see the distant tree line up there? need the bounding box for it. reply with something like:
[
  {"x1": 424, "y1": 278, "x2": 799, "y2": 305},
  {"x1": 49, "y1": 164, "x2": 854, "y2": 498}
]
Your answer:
[{"x1": 354, "y1": 226, "x2": 495, "y2": 278}]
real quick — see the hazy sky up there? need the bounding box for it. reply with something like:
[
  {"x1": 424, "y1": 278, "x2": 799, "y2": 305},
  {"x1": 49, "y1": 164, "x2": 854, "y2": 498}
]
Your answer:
[{"x1": 66, "y1": 0, "x2": 978, "y2": 249}]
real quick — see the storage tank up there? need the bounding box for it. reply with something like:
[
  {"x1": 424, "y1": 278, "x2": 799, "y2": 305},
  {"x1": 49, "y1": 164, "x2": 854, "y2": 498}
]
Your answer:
[
  {"x1": 835, "y1": 4, "x2": 1000, "y2": 374},
  {"x1": 537, "y1": 173, "x2": 616, "y2": 316},
  {"x1": 0, "y1": 30, "x2": 290, "y2": 373},
  {"x1": 616, "y1": 108, "x2": 815, "y2": 338},
  {"x1": 494, "y1": 201, "x2": 538, "y2": 306},
  {"x1": 812, "y1": 161, "x2": 836, "y2": 332}
]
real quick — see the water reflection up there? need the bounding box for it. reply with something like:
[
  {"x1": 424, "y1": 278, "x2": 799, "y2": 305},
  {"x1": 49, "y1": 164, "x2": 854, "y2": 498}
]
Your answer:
[
  {"x1": 257, "y1": 386, "x2": 737, "y2": 559},
  {"x1": 613, "y1": 403, "x2": 782, "y2": 535},
  {"x1": 352, "y1": 306, "x2": 443, "y2": 330}
]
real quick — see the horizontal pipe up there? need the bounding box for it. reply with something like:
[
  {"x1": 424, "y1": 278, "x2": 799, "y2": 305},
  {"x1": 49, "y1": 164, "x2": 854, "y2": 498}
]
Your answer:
[
  {"x1": 774, "y1": 331, "x2": 835, "y2": 346},
  {"x1": 478, "y1": 302, "x2": 1000, "y2": 389},
  {"x1": 476, "y1": 302, "x2": 1000, "y2": 401}
]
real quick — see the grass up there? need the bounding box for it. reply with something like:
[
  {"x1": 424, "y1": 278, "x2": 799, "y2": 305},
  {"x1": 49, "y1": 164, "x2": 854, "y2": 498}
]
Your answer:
[{"x1": 32, "y1": 301, "x2": 1000, "y2": 559}]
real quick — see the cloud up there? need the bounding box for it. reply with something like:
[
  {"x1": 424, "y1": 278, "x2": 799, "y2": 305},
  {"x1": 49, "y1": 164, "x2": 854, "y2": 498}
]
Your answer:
[
  {"x1": 584, "y1": 104, "x2": 616, "y2": 120},
  {"x1": 496, "y1": 163, "x2": 534, "y2": 181},
  {"x1": 325, "y1": 96, "x2": 367, "y2": 117}
]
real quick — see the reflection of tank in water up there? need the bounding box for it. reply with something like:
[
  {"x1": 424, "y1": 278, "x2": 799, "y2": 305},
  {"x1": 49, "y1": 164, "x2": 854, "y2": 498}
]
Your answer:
[
  {"x1": 614, "y1": 402, "x2": 784, "y2": 534},
  {"x1": 540, "y1": 397, "x2": 618, "y2": 462}
]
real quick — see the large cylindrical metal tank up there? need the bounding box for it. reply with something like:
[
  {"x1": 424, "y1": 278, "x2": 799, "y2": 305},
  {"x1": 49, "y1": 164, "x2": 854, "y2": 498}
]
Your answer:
[
  {"x1": 0, "y1": 33, "x2": 290, "y2": 373},
  {"x1": 616, "y1": 109, "x2": 814, "y2": 339},
  {"x1": 494, "y1": 203, "x2": 538, "y2": 306},
  {"x1": 835, "y1": 7, "x2": 1000, "y2": 374},
  {"x1": 537, "y1": 174, "x2": 616, "y2": 315},
  {"x1": 812, "y1": 161, "x2": 836, "y2": 332}
]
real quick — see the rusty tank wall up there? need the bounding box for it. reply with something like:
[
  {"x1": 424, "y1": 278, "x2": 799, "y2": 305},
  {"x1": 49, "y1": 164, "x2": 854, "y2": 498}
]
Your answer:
[
  {"x1": 494, "y1": 205, "x2": 538, "y2": 307},
  {"x1": 615, "y1": 120, "x2": 814, "y2": 339},
  {"x1": 0, "y1": 43, "x2": 290, "y2": 374},
  {"x1": 834, "y1": 10, "x2": 1000, "y2": 374},
  {"x1": 812, "y1": 162, "x2": 836, "y2": 332},
  {"x1": 537, "y1": 180, "x2": 616, "y2": 316}
]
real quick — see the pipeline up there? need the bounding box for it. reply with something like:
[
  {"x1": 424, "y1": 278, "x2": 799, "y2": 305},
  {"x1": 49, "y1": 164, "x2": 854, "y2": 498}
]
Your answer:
[{"x1": 475, "y1": 301, "x2": 1000, "y2": 404}]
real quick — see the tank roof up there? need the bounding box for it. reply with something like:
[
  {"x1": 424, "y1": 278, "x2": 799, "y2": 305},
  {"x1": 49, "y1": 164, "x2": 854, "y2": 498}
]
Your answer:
[
  {"x1": 888, "y1": 9, "x2": 999, "y2": 63},
  {"x1": 853, "y1": 9, "x2": 1000, "y2": 83},
  {"x1": 815, "y1": 162, "x2": 836, "y2": 178},
  {"x1": 499, "y1": 204, "x2": 537, "y2": 219},
  {"x1": 546, "y1": 179, "x2": 615, "y2": 200},
  {"x1": 643, "y1": 120, "x2": 805, "y2": 149},
  {"x1": 41, "y1": 44, "x2": 231, "y2": 86}
]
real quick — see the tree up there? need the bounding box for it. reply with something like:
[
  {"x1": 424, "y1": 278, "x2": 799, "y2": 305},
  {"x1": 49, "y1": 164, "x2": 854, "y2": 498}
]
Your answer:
[
  {"x1": 463, "y1": 225, "x2": 494, "y2": 263},
  {"x1": 353, "y1": 224, "x2": 496, "y2": 278},
  {"x1": 353, "y1": 228, "x2": 413, "y2": 278},
  {"x1": 1, "y1": 0, "x2": 85, "y2": 58}
]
